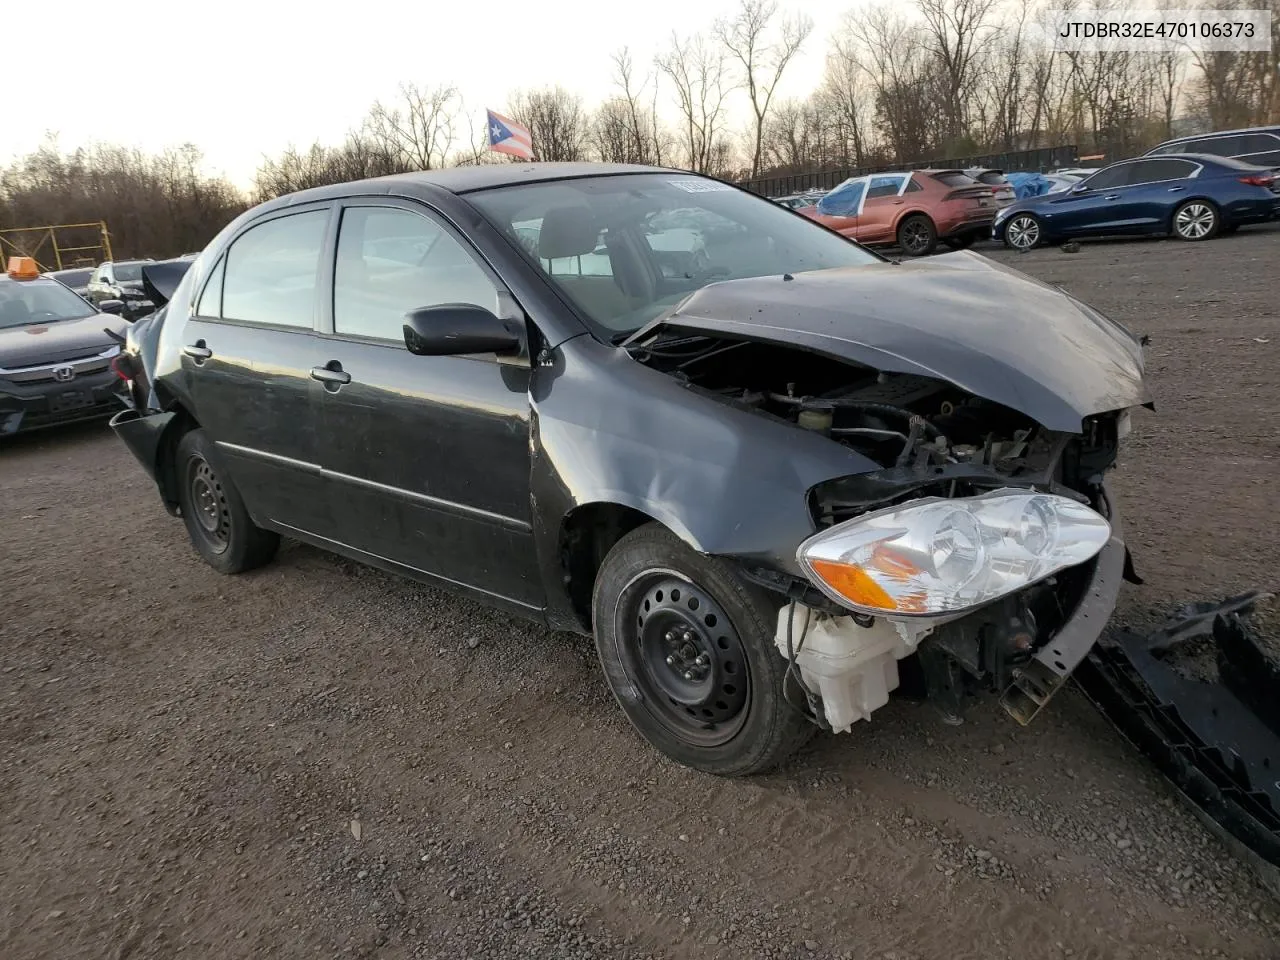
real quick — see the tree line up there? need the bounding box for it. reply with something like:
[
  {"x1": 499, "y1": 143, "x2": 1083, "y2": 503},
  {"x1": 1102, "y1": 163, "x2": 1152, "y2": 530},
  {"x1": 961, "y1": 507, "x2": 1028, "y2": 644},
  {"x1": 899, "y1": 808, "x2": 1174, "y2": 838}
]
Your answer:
[{"x1": 3, "y1": 0, "x2": 1276, "y2": 260}]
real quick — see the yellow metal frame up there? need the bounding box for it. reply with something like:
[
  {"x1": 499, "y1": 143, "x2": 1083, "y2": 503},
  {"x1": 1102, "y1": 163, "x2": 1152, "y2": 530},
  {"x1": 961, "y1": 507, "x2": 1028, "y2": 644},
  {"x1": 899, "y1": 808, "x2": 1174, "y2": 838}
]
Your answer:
[{"x1": 0, "y1": 221, "x2": 113, "y2": 273}]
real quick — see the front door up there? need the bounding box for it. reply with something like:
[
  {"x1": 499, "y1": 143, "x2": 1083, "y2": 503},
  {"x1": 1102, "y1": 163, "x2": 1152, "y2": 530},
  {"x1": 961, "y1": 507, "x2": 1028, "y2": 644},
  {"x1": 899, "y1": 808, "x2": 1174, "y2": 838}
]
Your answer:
[
  {"x1": 313, "y1": 200, "x2": 543, "y2": 610},
  {"x1": 178, "y1": 205, "x2": 333, "y2": 535},
  {"x1": 1053, "y1": 164, "x2": 1135, "y2": 237}
]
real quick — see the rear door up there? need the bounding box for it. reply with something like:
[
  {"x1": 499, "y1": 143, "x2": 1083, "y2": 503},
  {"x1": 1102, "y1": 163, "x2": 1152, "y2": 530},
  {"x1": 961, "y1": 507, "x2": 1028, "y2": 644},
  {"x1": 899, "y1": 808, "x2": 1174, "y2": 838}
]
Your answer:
[
  {"x1": 1119, "y1": 158, "x2": 1202, "y2": 231},
  {"x1": 313, "y1": 199, "x2": 543, "y2": 610},
  {"x1": 179, "y1": 204, "x2": 332, "y2": 534},
  {"x1": 852, "y1": 174, "x2": 911, "y2": 243}
]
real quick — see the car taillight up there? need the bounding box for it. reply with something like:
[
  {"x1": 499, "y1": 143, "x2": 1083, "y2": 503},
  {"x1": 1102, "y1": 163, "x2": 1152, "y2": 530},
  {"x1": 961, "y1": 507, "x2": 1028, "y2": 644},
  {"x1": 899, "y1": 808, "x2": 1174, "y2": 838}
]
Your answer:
[{"x1": 1238, "y1": 174, "x2": 1275, "y2": 186}]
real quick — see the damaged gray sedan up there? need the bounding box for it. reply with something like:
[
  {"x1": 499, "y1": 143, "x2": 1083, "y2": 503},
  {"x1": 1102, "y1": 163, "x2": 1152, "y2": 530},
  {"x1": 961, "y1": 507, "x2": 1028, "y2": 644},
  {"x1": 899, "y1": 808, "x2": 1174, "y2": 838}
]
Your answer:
[{"x1": 110, "y1": 163, "x2": 1150, "y2": 776}]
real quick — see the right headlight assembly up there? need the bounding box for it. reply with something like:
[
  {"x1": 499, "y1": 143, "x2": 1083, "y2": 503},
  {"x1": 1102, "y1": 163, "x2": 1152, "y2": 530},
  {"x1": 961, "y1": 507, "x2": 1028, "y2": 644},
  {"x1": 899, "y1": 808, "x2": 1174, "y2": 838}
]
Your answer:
[{"x1": 797, "y1": 488, "x2": 1111, "y2": 618}]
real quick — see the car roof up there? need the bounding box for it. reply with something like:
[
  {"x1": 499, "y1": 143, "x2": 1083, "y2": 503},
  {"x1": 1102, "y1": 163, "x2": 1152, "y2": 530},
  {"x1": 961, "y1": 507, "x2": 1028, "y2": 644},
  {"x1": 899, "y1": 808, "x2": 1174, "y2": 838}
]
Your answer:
[
  {"x1": 276, "y1": 162, "x2": 683, "y2": 204},
  {"x1": 1156, "y1": 125, "x2": 1280, "y2": 144}
]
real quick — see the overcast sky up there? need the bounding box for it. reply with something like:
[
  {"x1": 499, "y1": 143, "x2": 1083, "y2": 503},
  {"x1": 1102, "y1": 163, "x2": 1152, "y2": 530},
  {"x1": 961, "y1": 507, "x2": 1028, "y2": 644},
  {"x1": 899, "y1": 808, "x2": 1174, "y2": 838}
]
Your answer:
[{"x1": 8, "y1": 0, "x2": 857, "y2": 189}]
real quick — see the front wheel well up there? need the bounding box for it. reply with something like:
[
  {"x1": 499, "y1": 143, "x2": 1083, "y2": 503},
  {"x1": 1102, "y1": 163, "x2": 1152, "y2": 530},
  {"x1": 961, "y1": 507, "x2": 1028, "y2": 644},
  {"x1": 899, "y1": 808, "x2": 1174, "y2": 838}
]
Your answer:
[{"x1": 559, "y1": 503, "x2": 658, "y2": 632}]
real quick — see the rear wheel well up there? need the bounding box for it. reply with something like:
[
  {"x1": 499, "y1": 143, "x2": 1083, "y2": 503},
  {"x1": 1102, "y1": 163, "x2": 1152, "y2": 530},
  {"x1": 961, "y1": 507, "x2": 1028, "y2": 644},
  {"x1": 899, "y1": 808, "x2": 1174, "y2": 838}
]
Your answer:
[
  {"x1": 156, "y1": 404, "x2": 200, "y2": 514},
  {"x1": 560, "y1": 503, "x2": 656, "y2": 632}
]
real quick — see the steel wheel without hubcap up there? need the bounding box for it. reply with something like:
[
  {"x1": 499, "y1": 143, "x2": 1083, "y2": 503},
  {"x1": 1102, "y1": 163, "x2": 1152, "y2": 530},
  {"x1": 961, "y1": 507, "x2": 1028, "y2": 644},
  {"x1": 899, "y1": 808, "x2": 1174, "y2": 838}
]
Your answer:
[
  {"x1": 1006, "y1": 215, "x2": 1041, "y2": 249},
  {"x1": 1174, "y1": 202, "x2": 1216, "y2": 240},
  {"x1": 187, "y1": 457, "x2": 231, "y2": 553},
  {"x1": 617, "y1": 571, "x2": 751, "y2": 747}
]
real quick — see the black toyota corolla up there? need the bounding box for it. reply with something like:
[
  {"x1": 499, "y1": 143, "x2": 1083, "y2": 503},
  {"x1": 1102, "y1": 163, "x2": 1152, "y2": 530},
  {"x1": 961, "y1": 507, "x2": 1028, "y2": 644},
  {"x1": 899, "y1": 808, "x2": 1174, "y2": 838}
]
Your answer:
[{"x1": 111, "y1": 163, "x2": 1151, "y2": 776}]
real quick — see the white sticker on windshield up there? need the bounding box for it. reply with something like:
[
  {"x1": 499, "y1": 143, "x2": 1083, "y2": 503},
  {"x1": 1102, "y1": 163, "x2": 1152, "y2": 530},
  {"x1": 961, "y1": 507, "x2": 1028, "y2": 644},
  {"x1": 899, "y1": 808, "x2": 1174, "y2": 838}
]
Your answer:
[{"x1": 667, "y1": 179, "x2": 734, "y2": 193}]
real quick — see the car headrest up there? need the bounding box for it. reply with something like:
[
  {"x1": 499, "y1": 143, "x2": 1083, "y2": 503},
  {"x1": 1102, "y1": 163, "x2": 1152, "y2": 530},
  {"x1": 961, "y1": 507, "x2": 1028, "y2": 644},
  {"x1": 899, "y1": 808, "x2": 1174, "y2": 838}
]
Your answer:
[{"x1": 537, "y1": 205, "x2": 600, "y2": 260}]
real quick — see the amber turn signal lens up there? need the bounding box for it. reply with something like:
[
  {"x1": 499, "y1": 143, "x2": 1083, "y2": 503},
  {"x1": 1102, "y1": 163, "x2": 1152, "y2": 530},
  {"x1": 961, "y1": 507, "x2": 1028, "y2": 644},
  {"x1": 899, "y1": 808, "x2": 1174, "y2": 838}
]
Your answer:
[{"x1": 807, "y1": 559, "x2": 899, "y2": 612}]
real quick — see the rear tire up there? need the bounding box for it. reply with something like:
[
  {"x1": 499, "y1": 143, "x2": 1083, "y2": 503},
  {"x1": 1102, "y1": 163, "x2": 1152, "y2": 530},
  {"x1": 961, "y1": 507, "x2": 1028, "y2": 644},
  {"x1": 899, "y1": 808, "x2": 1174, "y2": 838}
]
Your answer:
[
  {"x1": 175, "y1": 428, "x2": 279, "y2": 574},
  {"x1": 591, "y1": 523, "x2": 815, "y2": 777},
  {"x1": 896, "y1": 214, "x2": 937, "y2": 256},
  {"x1": 1172, "y1": 200, "x2": 1218, "y2": 241}
]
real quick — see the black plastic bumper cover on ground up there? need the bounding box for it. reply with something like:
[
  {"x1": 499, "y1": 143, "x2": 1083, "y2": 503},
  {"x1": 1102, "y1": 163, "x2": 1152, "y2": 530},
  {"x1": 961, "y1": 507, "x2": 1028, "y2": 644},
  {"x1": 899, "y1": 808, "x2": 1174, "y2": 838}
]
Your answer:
[{"x1": 1075, "y1": 593, "x2": 1280, "y2": 894}]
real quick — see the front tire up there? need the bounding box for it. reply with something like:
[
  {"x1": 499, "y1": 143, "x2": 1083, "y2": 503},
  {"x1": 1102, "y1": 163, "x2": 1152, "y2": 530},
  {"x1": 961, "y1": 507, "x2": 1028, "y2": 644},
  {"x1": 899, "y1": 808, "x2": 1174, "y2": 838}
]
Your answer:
[
  {"x1": 591, "y1": 524, "x2": 814, "y2": 776},
  {"x1": 896, "y1": 214, "x2": 937, "y2": 256},
  {"x1": 1003, "y1": 213, "x2": 1043, "y2": 250},
  {"x1": 176, "y1": 428, "x2": 279, "y2": 574},
  {"x1": 1172, "y1": 200, "x2": 1218, "y2": 241}
]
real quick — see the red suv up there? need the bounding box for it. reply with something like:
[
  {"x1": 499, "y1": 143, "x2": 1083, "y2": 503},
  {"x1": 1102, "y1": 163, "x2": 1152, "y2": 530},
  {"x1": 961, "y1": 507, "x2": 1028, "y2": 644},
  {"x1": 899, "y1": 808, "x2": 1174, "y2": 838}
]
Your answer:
[{"x1": 799, "y1": 170, "x2": 998, "y2": 255}]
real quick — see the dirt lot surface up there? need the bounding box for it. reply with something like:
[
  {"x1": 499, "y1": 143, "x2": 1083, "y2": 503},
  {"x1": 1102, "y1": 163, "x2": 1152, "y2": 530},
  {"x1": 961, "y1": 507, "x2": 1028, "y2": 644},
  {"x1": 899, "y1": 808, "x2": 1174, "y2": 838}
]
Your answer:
[{"x1": 3, "y1": 225, "x2": 1279, "y2": 960}]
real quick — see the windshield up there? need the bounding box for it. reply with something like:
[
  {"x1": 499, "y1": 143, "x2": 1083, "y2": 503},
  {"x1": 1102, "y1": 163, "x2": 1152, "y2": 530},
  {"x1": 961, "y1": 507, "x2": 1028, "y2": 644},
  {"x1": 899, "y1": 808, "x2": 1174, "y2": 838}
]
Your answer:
[
  {"x1": 113, "y1": 262, "x2": 145, "y2": 282},
  {"x1": 466, "y1": 173, "x2": 881, "y2": 338},
  {"x1": 0, "y1": 277, "x2": 97, "y2": 329}
]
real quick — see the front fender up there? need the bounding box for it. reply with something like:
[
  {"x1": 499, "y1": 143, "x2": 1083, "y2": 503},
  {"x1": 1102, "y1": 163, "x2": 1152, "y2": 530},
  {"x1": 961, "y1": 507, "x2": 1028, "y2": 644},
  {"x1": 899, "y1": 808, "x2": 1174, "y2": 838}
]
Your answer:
[{"x1": 528, "y1": 335, "x2": 880, "y2": 629}]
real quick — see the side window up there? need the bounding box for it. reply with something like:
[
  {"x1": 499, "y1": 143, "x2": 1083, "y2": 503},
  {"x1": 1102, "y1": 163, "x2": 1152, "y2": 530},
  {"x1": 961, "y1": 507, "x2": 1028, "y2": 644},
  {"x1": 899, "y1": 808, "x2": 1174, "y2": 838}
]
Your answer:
[
  {"x1": 196, "y1": 255, "x2": 226, "y2": 318},
  {"x1": 1126, "y1": 159, "x2": 1195, "y2": 184},
  {"x1": 1081, "y1": 165, "x2": 1130, "y2": 189},
  {"x1": 1150, "y1": 141, "x2": 1187, "y2": 156},
  {"x1": 904, "y1": 178, "x2": 923, "y2": 193},
  {"x1": 1237, "y1": 133, "x2": 1280, "y2": 154},
  {"x1": 1198, "y1": 135, "x2": 1246, "y2": 157},
  {"x1": 865, "y1": 175, "x2": 906, "y2": 199},
  {"x1": 222, "y1": 210, "x2": 327, "y2": 328},
  {"x1": 334, "y1": 206, "x2": 500, "y2": 341}
]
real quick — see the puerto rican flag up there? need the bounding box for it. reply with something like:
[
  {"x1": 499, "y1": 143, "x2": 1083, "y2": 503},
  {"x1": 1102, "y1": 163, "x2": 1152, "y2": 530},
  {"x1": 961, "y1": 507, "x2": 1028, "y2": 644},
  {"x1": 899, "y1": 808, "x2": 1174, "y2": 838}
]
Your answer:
[{"x1": 487, "y1": 109, "x2": 534, "y2": 160}]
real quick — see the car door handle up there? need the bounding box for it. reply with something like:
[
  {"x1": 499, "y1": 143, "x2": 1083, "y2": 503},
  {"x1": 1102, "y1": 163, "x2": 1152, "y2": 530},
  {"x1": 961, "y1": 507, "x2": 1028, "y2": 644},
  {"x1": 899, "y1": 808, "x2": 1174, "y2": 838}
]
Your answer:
[
  {"x1": 1104, "y1": 194, "x2": 1120, "y2": 200},
  {"x1": 182, "y1": 342, "x2": 212, "y2": 362},
  {"x1": 1168, "y1": 185, "x2": 1185, "y2": 192},
  {"x1": 310, "y1": 363, "x2": 351, "y2": 387},
  {"x1": 892, "y1": 199, "x2": 904, "y2": 204}
]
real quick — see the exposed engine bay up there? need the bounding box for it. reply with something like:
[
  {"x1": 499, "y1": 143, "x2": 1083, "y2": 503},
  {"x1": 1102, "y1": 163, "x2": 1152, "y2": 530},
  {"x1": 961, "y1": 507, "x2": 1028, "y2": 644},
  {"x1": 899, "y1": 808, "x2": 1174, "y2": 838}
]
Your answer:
[{"x1": 629, "y1": 331, "x2": 1132, "y2": 732}]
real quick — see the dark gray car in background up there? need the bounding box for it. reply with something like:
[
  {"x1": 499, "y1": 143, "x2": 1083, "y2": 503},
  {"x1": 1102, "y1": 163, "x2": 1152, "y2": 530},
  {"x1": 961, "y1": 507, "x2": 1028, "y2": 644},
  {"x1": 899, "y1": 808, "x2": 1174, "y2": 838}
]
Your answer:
[{"x1": 0, "y1": 268, "x2": 130, "y2": 435}]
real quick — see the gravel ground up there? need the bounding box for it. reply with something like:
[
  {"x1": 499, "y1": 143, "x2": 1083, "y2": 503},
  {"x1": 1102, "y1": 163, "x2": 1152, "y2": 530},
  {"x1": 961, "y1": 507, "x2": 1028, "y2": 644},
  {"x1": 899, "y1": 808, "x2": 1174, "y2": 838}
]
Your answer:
[{"x1": 2, "y1": 224, "x2": 1279, "y2": 960}]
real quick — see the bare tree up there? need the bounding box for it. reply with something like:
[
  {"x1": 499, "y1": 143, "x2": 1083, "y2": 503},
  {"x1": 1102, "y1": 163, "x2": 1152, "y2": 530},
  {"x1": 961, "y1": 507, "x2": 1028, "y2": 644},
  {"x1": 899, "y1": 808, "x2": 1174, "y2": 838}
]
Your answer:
[
  {"x1": 822, "y1": 30, "x2": 874, "y2": 166},
  {"x1": 509, "y1": 87, "x2": 590, "y2": 162},
  {"x1": 365, "y1": 83, "x2": 463, "y2": 170},
  {"x1": 915, "y1": 0, "x2": 999, "y2": 147},
  {"x1": 657, "y1": 32, "x2": 734, "y2": 173},
  {"x1": 846, "y1": 6, "x2": 940, "y2": 160},
  {"x1": 608, "y1": 48, "x2": 660, "y2": 165},
  {"x1": 715, "y1": 0, "x2": 812, "y2": 177}
]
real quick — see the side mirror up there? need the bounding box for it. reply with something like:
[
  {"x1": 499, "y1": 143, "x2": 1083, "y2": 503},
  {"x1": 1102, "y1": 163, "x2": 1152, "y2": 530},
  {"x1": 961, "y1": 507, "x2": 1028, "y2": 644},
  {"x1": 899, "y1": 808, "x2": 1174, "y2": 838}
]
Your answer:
[
  {"x1": 1071, "y1": 182, "x2": 1089, "y2": 193},
  {"x1": 402, "y1": 303, "x2": 522, "y2": 357},
  {"x1": 99, "y1": 299, "x2": 125, "y2": 315}
]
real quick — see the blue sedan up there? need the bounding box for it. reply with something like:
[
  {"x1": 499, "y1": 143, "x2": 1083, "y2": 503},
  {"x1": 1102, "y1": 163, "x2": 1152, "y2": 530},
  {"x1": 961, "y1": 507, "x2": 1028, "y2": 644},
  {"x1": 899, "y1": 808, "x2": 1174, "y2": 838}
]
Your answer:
[{"x1": 992, "y1": 154, "x2": 1280, "y2": 249}]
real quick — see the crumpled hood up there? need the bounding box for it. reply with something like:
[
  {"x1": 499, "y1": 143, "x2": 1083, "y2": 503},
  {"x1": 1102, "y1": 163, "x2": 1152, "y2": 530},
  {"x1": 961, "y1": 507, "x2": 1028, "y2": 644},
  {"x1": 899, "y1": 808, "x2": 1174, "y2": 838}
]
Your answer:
[
  {"x1": 0, "y1": 313, "x2": 125, "y2": 368},
  {"x1": 626, "y1": 250, "x2": 1150, "y2": 433}
]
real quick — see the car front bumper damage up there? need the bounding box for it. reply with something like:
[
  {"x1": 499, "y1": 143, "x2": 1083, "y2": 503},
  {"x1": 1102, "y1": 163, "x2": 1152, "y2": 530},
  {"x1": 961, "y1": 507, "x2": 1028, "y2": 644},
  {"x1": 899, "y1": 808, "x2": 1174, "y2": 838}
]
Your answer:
[{"x1": 773, "y1": 489, "x2": 1128, "y2": 734}]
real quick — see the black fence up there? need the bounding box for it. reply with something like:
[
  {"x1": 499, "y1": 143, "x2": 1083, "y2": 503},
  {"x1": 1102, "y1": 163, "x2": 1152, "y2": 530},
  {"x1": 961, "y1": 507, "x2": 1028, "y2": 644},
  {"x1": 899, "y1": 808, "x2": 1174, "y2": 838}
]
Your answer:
[{"x1": 738, "y1": 145, "x2": 1080, "y2": 198}]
